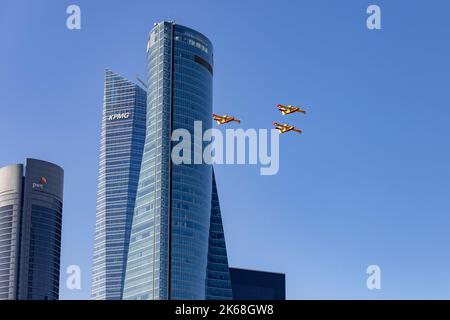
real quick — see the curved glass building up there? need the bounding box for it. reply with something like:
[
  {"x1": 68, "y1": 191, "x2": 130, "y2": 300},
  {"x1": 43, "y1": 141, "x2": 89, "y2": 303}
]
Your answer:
[
  {"x1": 0, "y1": 164, "x2": 23, "y2": 300},
  {"x1": 124, "y1": 21, "x2": 231, "y2": 300},
  {"x1": 0, "y1": 159, "x2": 64, "y2": 300}
]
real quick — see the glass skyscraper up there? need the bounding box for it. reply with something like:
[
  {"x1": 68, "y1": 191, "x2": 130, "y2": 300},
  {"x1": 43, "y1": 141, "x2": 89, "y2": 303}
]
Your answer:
[
  {"x1": 205, "y1": 172, "x2": 233, "y2": 300},
  {"x1": 123, "y1": 21, "x2": 232, "y2": 300},
  {"x1": 0, "y1": 159, "x2": 64, "y2": 300},
  {"x1": 91, "y1": 70, "x2": 147, "y2": 300}
]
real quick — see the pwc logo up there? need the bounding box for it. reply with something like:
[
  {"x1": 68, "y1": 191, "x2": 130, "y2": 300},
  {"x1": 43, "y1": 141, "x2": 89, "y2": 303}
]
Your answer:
[{"x1": 32, "y1": 176, "x2": 47, "y2": 190}]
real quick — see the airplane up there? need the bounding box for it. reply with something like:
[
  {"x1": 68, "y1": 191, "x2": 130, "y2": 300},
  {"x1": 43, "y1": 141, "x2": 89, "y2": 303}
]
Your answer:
[
  {"x1": 212, "y1": 113, "x2": 241, "y2": 125},
  {"x1": 273, "y1": 122, "x2": 302, "y2": 134},
  {"x1": 277, "y1": 104, "x2": 306, "y2": 115}
]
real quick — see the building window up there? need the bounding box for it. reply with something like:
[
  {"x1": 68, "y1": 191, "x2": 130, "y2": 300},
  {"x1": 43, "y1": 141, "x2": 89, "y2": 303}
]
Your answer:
[{"x1": 194, "y1": 55, "x2": 213, "y2": 75}]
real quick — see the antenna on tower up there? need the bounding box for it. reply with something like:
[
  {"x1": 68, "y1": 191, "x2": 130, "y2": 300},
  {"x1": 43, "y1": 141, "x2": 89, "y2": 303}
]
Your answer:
[{"x1": 136, "y1": 75, "x2": 147, "y2": 90}]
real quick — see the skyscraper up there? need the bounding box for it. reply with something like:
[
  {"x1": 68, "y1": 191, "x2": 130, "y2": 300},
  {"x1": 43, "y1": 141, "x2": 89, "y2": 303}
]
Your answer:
[
  {"x1": 0, "y1": 159, "x2": 64, "y2": 300},
  {"x1": 123, "y1": 21, "x2": 232, "y2": 300},
  {"x1": 91, "y1": 70, "x2": 147, "y2": 300}
]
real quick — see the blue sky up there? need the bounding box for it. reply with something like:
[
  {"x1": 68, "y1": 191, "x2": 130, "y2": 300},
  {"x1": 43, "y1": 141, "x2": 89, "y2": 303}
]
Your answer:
[{"x1": 1, "y1": 0, "x2": 450, "y2": 299}]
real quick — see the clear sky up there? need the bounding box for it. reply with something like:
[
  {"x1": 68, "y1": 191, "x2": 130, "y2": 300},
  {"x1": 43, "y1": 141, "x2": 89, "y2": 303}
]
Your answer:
[{"x1": 1, "y1": 0, "x2": 450, "y2": 299}]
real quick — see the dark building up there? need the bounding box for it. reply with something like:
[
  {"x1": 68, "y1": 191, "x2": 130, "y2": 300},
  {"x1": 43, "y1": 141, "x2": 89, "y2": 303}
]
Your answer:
[
  {"x1": 229, "y1": 268, "x2": 286, "y2": 300},
  {"x1": 0, "y1": 159, "x2": 64, "y2": 300}
]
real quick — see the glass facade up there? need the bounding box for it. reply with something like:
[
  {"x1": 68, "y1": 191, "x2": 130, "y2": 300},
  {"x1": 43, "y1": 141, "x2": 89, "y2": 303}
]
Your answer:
[
  {"x1": 124, "y1": 21, "x2": 231, "y2": 300},
  {"x1": 23, "y1": 204, "x2": 62, "y2": 299},
  {"x1": 0, "y1": 165, "x2": 23, "y2": 300},
  {"x1": 91, "y1": 70, "x2": 146, "y2": 300},
  {"x1": 18, "y1": 159, "x2": 64, "y2": 300},
  {"x1": 0, "y1": 159, "x2": 64, "y2": 300},
  {"x1": 0, "y1": 205, "x2": 16, "y2": 300},
  {"x1": 205, "y1": 172, "x2": 233, "y2": 299}
]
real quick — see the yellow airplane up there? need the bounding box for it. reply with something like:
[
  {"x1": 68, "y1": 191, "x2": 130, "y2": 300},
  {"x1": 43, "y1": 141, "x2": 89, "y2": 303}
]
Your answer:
[
  {"x1": 273, "y1": 122, "x2": 302, "y2": 134},
  {"x1": 277, "y1": 104, "x2": 306, "y2": 115},
  {"x1": 212, "y1": 113, "x2": 241, "y2": 125}
]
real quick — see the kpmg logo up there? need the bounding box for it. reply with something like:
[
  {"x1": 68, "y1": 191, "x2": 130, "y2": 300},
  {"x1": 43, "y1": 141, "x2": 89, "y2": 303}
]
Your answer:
[
  {"x1": 32, "y1": 177, "x2": 47, "y2": 190},
  {"x1": 108, "y1": 112, "x2": 130, "y2": 121}
]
